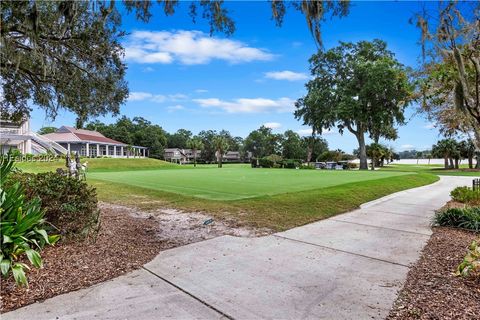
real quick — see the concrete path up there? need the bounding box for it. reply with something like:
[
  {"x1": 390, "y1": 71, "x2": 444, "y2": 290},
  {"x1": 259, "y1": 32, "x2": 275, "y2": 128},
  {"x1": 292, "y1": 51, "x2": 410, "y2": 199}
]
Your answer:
[{"x1": 4, "y1": 176, "x2": 472, "y2": 320}]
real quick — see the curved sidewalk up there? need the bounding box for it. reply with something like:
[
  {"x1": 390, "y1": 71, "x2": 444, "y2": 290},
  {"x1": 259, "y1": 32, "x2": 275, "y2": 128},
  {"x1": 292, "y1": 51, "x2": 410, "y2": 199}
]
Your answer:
[{"x1": 4, "y1": 176, "x2": 472, "y2": 320}]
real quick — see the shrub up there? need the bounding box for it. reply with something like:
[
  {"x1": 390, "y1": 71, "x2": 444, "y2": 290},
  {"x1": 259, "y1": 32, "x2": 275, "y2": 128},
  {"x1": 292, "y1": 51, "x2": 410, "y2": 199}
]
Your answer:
[
  {"x1": 265, "y1": 154, "x2": 283, "y2": 164},
  {"x1": 347, "y1": 162, "x2": 358, "y2": 169},
  {"x1": 0, "y1": 157, "x2": 59, "y2": 286},
  {"x1": 258, "y1": 157, "x2": 274, "y2": 168},
  {"x1": 283, "y1": 159, "x2": 301, "y2": 169},
  {"x1": 11, "y1": 172, "x2": 100, "y2": 241},
  {"x1": 300, "y1": 164, "x2": 315, "y2": 170},
  {"x1": 433, "y1": 207, "x2": 480, "y2": 232},
  {"x1": 456, "y1": 240, "x2": 480, "y2": 278},
  {"x1": 451, "y1": 186, "x2": 480, "y2": 205}
]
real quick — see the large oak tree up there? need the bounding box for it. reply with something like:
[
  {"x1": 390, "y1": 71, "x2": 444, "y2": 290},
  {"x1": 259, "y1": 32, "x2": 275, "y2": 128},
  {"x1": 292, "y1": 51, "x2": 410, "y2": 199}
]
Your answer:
[
  {"x1": 1, "y1": 0, "x2": 350, "y2": 124},
  {"x1": 295, "y1": 40, "x2": 413, "y2": 170}
]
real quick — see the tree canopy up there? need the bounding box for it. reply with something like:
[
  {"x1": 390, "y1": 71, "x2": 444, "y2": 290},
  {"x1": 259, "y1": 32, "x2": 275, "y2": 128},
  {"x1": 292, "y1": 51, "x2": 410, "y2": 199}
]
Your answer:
[
  {"x1": 295, "y1": 39, "x2": 413, "y2": 169},
  {"x1": 415, "y1": 1, "x2": 480, "y2": 148},
  {"x1": 85, "y1": 116, "x2": 167, "y2": 158},
  {"x1": 1, "y1": 1, "x2": 128, "y2": 125},
  {"x1": 1, "y1": 0, "x2": 351, "y2": 124}
]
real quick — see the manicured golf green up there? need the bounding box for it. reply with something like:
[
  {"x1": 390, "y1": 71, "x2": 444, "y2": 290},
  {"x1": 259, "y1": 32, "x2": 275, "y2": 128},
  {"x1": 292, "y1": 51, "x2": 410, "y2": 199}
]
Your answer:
[{"x1": 89, "y1": 166, "x2": 410, "y2": 200}]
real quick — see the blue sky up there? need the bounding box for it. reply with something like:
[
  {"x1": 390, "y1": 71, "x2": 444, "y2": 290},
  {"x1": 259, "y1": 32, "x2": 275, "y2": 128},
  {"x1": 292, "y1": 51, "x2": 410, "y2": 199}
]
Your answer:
[{"x1": 29, "y1": 1, "x2": 442, "y2": 153}]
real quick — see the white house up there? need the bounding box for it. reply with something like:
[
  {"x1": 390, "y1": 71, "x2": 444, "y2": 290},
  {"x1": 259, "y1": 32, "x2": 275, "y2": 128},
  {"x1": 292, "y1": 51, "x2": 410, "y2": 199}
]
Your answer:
[
  {"x1": 43, "y1": 126, "x2": 148, "y2": 158},
  {"x1": 0, "y1": 118, "x2": 67, "y2": 155}
]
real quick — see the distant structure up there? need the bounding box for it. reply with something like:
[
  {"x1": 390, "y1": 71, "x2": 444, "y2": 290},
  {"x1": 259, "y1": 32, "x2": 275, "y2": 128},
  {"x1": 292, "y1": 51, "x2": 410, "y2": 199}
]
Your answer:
[
  {"x1": 163, "y1": 148, "x2": 250, "y2": 164},
  {"x1": 163, "y1": 148, "x2": 200, "y2": 164},
  {"x1": 0, "y1": 118, "x2": 67, "y2": 155},
  {"x1": 43, "y1": 126, "x2": 148, "y2": 158}
]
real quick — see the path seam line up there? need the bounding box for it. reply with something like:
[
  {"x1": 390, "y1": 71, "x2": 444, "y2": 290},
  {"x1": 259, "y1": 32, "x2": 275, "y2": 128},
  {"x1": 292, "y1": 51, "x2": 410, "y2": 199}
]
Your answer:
[
  {"x1": 273, "y1": 234, "x2": 411, "y2": 268},
  {"x1": 142, "y1": 267, "x2": 235, "y2": 320},
  {"x1": 329, "y1": 219, "x2": 432, "y2": 236},
  {"x1": 363, "y1": 210, "x2": 432, "y2": 218}
]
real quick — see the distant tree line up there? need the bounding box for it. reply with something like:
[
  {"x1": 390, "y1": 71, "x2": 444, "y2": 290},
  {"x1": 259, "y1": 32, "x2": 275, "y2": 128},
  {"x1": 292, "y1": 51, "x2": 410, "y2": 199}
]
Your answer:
[{"x1": 39, "y1": 120, "x2": 353, "y2": 163}]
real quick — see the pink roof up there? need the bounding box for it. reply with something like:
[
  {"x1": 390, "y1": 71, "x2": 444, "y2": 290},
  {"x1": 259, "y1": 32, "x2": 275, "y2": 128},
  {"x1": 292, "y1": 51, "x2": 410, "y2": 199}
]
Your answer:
[{"x1": 43, "y1": 126, "x2": 127, "y2": 145}]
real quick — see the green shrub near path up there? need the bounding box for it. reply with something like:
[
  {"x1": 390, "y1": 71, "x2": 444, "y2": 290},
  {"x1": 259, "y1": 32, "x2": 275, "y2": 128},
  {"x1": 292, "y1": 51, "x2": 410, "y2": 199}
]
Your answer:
[
  {"x1": 0, "y1": 158, "x2": 59, "y2": 287},
  {"x1": 11, "y1": 172, "x2": 100, "y2": 241},
  {"x1": 433, "y1": 207, "x2": 480, "y2": 232},
  {"x1": 451, "y1": 186, "x2": 480, "y2": 205}
]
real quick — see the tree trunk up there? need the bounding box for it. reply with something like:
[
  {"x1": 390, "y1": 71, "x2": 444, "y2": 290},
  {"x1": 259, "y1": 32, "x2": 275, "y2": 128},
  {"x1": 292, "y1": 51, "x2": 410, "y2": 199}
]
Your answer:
[
  {"x1": 444, "y1": 156, "x2": 449, "y2": 169},
  {"x1": 194, "y1": 150, "x2": 197, "y2": 167},
  {"x1": 454, "y1": 158, "x2": 459, "y2": 169},
  {"x1": 307, "y1": 146, "x2": 312, "y2": 164},
  {"x1": 449, "y1": 158, "x2": 454, "y2": 169},
  {"x1": 468, "y1": 156, "x2": 473, "y2": 169},
  {"x1": 357, "y1": 132, "x2": 368, "y2": 170},
  {"x1": 217, "y1": 151, "x2": 222, "y2": 168}
]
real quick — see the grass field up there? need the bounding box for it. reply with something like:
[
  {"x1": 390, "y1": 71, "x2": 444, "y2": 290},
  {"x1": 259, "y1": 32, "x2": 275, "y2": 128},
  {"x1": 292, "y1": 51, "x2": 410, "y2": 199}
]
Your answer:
[
  {"x1": 380, "y1": 163, "x2": 480, "y2": 177},
  {"x1": 17, "y1": 158, "x2": 468, "y2": 230},
  {"x1": 89, "y1": 167, "x2": 410, "y2": 200},
  {"x1": 10, "y1": 142, "x2": 480, "y2": 232},
  {"x1": 16, "y1": 157, "x2": 181, "y2": 173}
]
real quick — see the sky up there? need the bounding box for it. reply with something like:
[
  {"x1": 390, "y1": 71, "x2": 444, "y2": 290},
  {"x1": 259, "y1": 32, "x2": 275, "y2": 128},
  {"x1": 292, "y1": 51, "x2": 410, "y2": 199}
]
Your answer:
[{"x1": 29, "y1": 0, "x2": 443, "y2": 153}]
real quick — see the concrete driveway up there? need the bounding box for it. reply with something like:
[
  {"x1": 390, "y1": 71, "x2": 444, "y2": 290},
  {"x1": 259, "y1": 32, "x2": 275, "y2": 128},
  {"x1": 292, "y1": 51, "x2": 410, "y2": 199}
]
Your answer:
[{"x1": 3, "y1": 176, "x2": 472, "y2": 320}]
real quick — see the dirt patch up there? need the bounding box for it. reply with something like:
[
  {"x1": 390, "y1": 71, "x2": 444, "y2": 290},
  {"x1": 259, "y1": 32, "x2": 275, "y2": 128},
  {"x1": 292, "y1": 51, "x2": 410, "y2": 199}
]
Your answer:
[
  {"x1": 388, "y1": 227, "x2": 480, "y2": 320},
  {"x1": 1, "y1": 203, "x2": 267, "y2": 312},
  {"x1": 101, "y1": 202, "x2": 272, "y2": 242}
]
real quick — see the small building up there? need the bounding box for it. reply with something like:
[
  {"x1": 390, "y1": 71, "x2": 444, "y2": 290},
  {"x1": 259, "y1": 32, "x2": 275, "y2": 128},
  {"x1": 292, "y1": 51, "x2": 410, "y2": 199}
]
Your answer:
[
  {"x1": 223, "y1": 151, "x2": 242, "y2": 162},
  {"x1": 164, "y1": 148, "x2": 201, "y2": 164},
  {"x1": 43, "y1": 126, "x2": 147, "y2": 158},
  {"x1": 0, "y1": 118, "x2": 67, "y2": 155}
]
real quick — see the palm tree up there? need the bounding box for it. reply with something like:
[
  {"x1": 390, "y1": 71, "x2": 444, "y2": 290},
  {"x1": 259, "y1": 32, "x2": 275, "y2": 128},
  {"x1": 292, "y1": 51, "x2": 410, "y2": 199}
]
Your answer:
[
  {"x1": 187, "y1": 138, "x2": 204, "y2": 167},
  {"x1": 213, "y1": 135, "x2": 230, "y2": 168},
  {"x1": 432, "y1": 139, "x2": 458, "y2": 169},
  {"x1": 416, "y1": 151, "x2": 423, "y2": 164},
  {"x1": 425, "y1": 152, "x2": 432, "y2": 165}
]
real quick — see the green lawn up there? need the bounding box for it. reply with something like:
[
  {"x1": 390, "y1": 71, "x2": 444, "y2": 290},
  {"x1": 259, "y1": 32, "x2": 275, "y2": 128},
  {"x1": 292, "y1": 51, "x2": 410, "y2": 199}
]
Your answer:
[
  {"x1": 16, "y1": 157, "x2": 181, "y2": 173},
  {"x1": 89, "y1": 166, "x2": 411, "y2": 201},
  {"x1": 16, "y1": 159, "x2": 445, "y2": 230},
  {"x1": 380, "y1": 163, "x2": 480, "y2": 177}
]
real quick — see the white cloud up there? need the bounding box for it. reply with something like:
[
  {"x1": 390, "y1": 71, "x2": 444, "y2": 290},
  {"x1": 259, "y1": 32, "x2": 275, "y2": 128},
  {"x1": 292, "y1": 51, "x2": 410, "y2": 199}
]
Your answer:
[
  {"x1": 297, "y1": 128, "x2": 337, "y2": 136},
  {"x1": 195, "y1": 89, "x2": 208, "y2": 93},
  {"x1": 264, "y1": 70, "x2": 308, "y2": 81},
  {"x1": 168, "y1": 93, "x2": 188, "y2": 101},
  {"x1": 142, "y1": 67, "x2": 155, "y2": 72},
  {"x1": 193, "y1": 97, "x2": 295, "y2": 113},
  {"x1": 167, "y1": 105, "x2": 185, "y2": 112},
  {"x1": 423, "y1": 122, "x2": 435, "y2": 129},
  {"x1": 125, "y1": 30, "x2": 274, "y2": 65},
  {"x1": 128, "y1": 91, "x2": 187, "y2": 103},
  {"x1": 401, "y1": 144, "x2": 415, "y2": 150},
  {"x1": 297, "y1": 129, "x2": 313, "y2": 136},
  {"x1": 263, "y1": 122, "x2": 282, "y2": 129}
]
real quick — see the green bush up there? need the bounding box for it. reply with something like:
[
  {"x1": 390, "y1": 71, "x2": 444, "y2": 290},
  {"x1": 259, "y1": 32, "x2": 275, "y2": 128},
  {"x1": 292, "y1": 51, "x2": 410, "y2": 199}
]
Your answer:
[
  {"x1": 0, "y1": 157, "x2": 59, "y2": 286},
  {"x1": 258, "y1": 157, "x2": 274, "y2": 168},
  {"x1": 300, "y1": 164, "x2": 315, "y2": 170},
  {"x1": 433, "y1": 207, "x2": 480, "y2": 232},
  {"x1": 283, "y1": 159, "x2": 301, "y2": 169},
  {"x1": 456, "y1": 240, "x2": 480, "y2": 278},
  {"x1": 347, "y1": 162, "x2": 358, "y2": 169},
  {"x1": 451, "y1": 186, "x2": 480, "y2": 205},
  {"x1": 11, "y1": 172, "x2": 100, "y2": 241}
]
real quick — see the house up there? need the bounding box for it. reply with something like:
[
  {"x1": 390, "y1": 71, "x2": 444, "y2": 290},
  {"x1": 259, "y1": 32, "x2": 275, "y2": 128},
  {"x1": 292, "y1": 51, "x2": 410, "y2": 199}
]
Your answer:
[
  {"x1": 164, "y1": 148, "x2": 201, "y2": 164},
  {"x1": 43, "y1": 126, "x2": 148, "y2": 158},
  {"x1": 0, "y1": 118, "x2": 67, "y2": 155},
  {"x1": 223, "y1": 151, "x2": 242, "y2": 162}
]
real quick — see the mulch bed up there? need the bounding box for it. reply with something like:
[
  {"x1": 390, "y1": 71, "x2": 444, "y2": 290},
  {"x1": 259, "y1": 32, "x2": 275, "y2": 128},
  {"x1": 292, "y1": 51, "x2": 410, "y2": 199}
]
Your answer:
[
  {"x1": 388, "y1": 227, "x2": 480, "y2": 320},
  {"x1": 0, "y1": 206, "x2": 178, "y2": 313}
]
